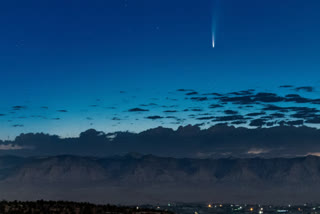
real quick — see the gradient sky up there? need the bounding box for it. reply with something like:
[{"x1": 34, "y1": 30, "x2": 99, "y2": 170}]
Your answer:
[{"x1": 1, "y1": 0, "x2": 320, "y2": 139}]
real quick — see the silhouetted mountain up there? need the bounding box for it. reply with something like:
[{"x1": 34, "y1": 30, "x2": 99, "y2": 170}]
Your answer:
[{"x1": 0, "y1": 155, "x2": 320, "y2": 205}]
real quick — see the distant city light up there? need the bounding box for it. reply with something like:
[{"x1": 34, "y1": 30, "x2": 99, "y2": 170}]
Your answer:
[{"x1": 276, "y1": 210, "x2": 288, "y2": 213}]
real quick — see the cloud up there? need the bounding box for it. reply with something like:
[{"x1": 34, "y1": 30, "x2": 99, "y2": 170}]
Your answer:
[
  {"x1": 217, "y1": 95, "x2": 254, "y2": 105},
  {"x1": 3, "y1": 125, "x2": 320, "y2": 158},
  {"x1": 246, "y1": 112, "x2": 266, "y2": 117},
  {"x1": 270, "y1": 113, "x2": 286, "y2": 118},
  {"x1": 208, "y1": 104, "x2": 223, "y2": 109},
  {"x1": 112, "y1": 117, "x2": 121, "y2": 121},
  {"x1": 266, "y1": 121, "x2": 276, "y2": 126},
  {"x1": 186, "y1": 92, "x2": 198, "y2": 96},
  {"x1": 290, "y1": 107, "x2": 319, "y2": 119},
  {"x1": 215, "y1": 92, "x2": 285, "y2": 105},
  {"x1": 57, "y1": 110, "x2": 68, "y2": 113},
  {"x1": 249, "y1": 119, "x2": 266, "y2": 127},
  {"x1": 176, "y1": 89, "x2": 194, "y2": 92},
  {"x1": 295, "y1": 86, "x2": 314, "y2": 92},
  {"x1": 196, "y1": 116, "x2": 215, "y2": 120},
  {"x1": 306, "y1": 117, "x2": 320, "y2": 124},
  {"x1": 202, "y1": 92, "x2": 222, "y2": 96},
  {"x1": 3, "y1": 87, "x2": 320, "y2": 149},
  {"x1": 163, "y1": 110, "x2": 178, "y2": 113},
  {"x1": 231, "y1": 120, "x2": 247, "y2": 125},
  {"x1": 214, "y1": 90, "x2": 319, "y2": 106},
  {"x1": 12, "y1": 124, "x2": 24, "y2": 128},
  {"x1": 224, "y1": 110, "x2": 238, "y2": 115},
  {"x1": 128, "y1": 108, "x2": 149, "y2": 112},
  {"x1": 189, "y1": 108, "x2": 203, "y2": 112},
  {"x1": 285, "y1": 94, "x2": 311, "y2": 103},
  {"x1": 278, "y1": 120, "x2": 304, "y2": 126},
  {"x1": 254, "y1": 93, "x2": 284, "y2": 103},
  {"x1": 280, "y1": 85, "x2": 294, "y2": 88},
  {"x1": 140, "y1": 103, "x2": 157, "y2": 107},
  {"x1": 213, "y1": 115, "x2": 247, "y2": 122},
  {"x1": 262, "y1": 105, "x2": 286, "y2": 111},
  {"x1": 190, "y1": 97, "x2": 208, "y2": 101},
  {"x1": 228, "y1": 90, "x2": 254, "y2": 96},
  {"x1": 261, "y1": 106, "x2": 319, "y2": 122},
  {"x1": 146, "y1": 116, "x2": 163, "y2": 120},
  {"x1": 12, "y1": 106, "x2": 27, "y2": 111}
]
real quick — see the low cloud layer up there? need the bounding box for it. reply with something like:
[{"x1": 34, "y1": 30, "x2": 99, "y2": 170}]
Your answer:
[{"x1": 2, "y1": 125, "x2": 320, "y2": 158}]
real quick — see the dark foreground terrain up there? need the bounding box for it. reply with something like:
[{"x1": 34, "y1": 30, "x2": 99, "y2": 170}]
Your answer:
[
  {"x1": 0, "y1": 200, "x2": 172, "y2": 214},
  {"x1": 1, "y1": 155, "x2": 320, "y2": 204},
  {"x1": 1, "y1": 201, "x2": 320, "y2": 214}
]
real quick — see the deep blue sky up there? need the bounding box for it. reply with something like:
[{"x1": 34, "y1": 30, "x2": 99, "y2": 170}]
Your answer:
[{"x1": 1, "y1": 0, "x2": 320, "y2": 139}]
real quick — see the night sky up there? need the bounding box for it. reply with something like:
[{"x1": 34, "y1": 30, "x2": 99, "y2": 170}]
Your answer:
[{"x1": 1, "y1": 0, "x2": 320, "y2": 139}]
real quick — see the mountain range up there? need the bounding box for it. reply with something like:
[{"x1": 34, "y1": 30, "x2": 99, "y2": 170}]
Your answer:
[{"x1": 0, "y1": 154, "x2": 320, "y2": 205}]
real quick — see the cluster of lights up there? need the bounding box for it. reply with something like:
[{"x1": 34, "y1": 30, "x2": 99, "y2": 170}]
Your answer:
[
  {"x1": 207, "y1": 203, "x2": 246, "y2": 210},
  {"x1": 153, "y1": 203, "x2": 319, "y2": 214},
  {"x1": 204, "y1": 203, "x2": 319, "y2": 213},
  {"x1": 259, "y1": 207, "x2": 264, "y2": 214},
  {"x1": 203, "y1": 203, "x2": 320, "y2": 214}
]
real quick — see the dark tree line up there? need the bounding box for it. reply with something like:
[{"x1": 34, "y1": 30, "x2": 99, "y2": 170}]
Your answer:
[{"x1": 0, "y1": 200, "x2": 173, "y2": 214}]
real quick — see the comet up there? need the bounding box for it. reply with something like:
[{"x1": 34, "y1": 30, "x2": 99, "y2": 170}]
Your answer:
[
  {"x1": 212, "y1": 33, "x2": 215, "y2": 48},
  {"x1": 211, "y1": 8, "x2": 216, "y2": 48},
  {"x1": 211, "y1": 0, "x2": 220, "y2": 49}
]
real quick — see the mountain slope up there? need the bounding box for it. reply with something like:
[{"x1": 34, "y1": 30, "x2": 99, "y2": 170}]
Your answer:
[{"x1": 0, "y1": 155, "x2": 320, "y2": 205}]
